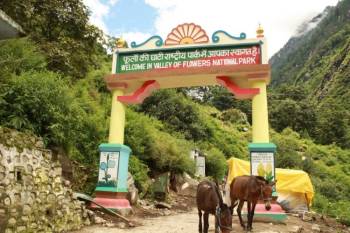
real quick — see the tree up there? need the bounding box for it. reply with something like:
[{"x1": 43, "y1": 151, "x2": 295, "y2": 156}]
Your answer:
[
  {"x1": 0, "y1": 0, "x2": 103, "y2": 79},
  {"x1": 315, "y1": 100, "x2": 350, "y2": 148},
  {"x1": 139, "y1": 90, "x2": 212, "y2": 141},
  {"x1": 269, "y1": 98, "x2": 316, "y2": 136},
  {"x1": 204, "y1": 148, "x2": 227, "y2": 181}
]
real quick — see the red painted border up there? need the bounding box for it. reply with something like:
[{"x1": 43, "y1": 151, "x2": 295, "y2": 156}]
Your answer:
[
  {"x1": 216, "y1": 76, "x2": 260, "y2": 99},
  {"x1": 118, "y1": 80, "x2": 160, "y2": 104}
]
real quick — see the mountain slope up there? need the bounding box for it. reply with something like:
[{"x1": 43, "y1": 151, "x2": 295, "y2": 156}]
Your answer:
[
  {"x1": 270, "y1": 0, "x2": 350, "y2": 96},
  {"x1": 268, "y1": 0, "x2": 350, "y2": 148}
]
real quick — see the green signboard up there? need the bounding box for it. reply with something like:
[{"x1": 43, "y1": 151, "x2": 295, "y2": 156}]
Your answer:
[{"x1": 116, "y1": 44, "x2": 262, "y2": 74}]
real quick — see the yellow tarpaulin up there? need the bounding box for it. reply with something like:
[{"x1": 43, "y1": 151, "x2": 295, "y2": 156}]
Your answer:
[{"x1": 227, "y1": 157, "x2": 314, "y2": 206}]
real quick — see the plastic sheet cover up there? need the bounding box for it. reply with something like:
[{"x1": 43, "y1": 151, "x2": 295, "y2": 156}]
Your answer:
[{"x1": 227, "y1": 157, "x2": 314, "y2": 206}]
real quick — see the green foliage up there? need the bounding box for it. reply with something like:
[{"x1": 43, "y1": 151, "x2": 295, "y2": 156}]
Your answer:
[
  {"x1": 270, "y1": 0, "x2": 350, "y2": 87},
  {"x1": 198, "y1": 86, "x2": 252, "y2": 122},
  {"x1": 272, "y1": 128, "x2": 303, "y2": 168},
  {"x1": 314, "y1": 100, "x2": 350, "y2": 148},
  {"x1": 204, "y1": 147, "x2": 227, "y2": 181},
  {"x1": 205, "y1": 118, "x2": 248, "y2": 158},
  {"x1": 269, "y1": 0, "x2": 350, "y2": 149},
  {"x1": 0, "y1": 59, "x2": 108, "y2": 165},
  {"x1": 138, "y1": 90, "x2": 249, "y2": 158},
  {"x1": 0, "y1": 0, "x2": 349, "y2": 225},
  {"x1": 0, "y1": 38, "x2": 46, "y2": 78},
  {"x1": 271, "y1": 125, "x2": 350, "y2": 224},
  {"x1": 219, "y1": 108, "x2": 249, "y2": 125},
  {"x1": 0, "y1": 71, "x2": 76, "y2": 145},
  {"x1": 0, "y1": 0, "x2": 103, "y2": 79},
  {"x1": 268, "y1": 85, "x2": 317, "y2": 137},
  {"x1": 129, "y1": 156, "x2": 151, "y2": 195},
  {"x1": 125, "y1": 109, "x2": 195, "y2": 175},
  {"x1": 139, "y1": 89, "x2": 212, "y2": 141},
  {"x1": 314, "y1": 193, "x2": 350, "y2": 225}
]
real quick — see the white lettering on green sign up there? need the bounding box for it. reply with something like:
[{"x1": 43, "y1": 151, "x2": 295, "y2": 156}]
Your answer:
[{"x1": 116, "y1": 45, "x2": 261, "y2": 73}]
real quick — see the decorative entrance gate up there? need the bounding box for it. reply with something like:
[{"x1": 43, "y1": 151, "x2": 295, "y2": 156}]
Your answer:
[{"x1": 92, "y1": 23, "x2": 277, "y2": 213}]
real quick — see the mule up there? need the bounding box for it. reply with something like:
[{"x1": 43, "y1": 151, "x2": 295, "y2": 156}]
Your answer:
[
  {"x1": 230, "y1": 175, "x2": 276, "y2": 231},
  {"x1": 197, "y1": 180, "x2": 232, "y2": 233}
]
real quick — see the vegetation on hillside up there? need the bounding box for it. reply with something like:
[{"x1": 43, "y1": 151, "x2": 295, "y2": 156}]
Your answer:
[
  {"x1": 0, "y1": 0, "x2": 104, "y2": 79},
  {"x1": 269, "y1": 0, "x2": 350, "y2": 148},
  {"x1": 0, "y1": 0, "x2": 350, "y2": 225}
]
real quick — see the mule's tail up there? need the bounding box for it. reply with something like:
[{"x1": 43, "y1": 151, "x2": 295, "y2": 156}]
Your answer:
[{"x1": 231, "y1": 200, "x2": 238, "y2": 208}]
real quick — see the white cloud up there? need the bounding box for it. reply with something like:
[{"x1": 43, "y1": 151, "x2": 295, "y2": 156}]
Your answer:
[
  {"x1": 109, "y1": 0, "x2": 119, "y2": 5},
  {"x1": 118, "y1": 32, "x2": 153, "y2": 46},
  {"x1": 84, "y1": 0, "x2": 110, "y2": 32},
  {"x1": 144, "y1": 0, "x2": 339, "y2": 56},
  {"x1": 83, "y1": 0, "x2": 120, "y2": 33}
]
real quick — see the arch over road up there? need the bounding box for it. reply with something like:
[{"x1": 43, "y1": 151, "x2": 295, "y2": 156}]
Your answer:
[{"x1": 92, "y1": 23, "x2": 277, "y2": 214}]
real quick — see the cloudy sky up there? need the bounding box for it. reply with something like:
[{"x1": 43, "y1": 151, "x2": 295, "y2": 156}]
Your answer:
[{"x1": 83, "y1": 0, "x2": 339, "y2": 56}]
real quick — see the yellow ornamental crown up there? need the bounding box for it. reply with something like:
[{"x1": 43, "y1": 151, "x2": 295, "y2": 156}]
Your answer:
[
  {"x1": 256, "y1": 24, "x2": 264, "y2": 38},
  {"x1": 116, "y1": 37, "x2": 127, "y2": 48}
]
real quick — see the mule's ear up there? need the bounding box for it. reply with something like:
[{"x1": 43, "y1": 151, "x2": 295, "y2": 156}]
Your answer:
[
  {"x1": 256, "y1": 179, "x2": 266, "y2": 186},
  {"x1": 270, "y1": 180, "x2": 277, "y2": 186}
]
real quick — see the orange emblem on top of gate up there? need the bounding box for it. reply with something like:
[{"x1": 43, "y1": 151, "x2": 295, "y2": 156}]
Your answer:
[{"x1": 165, "y1": 23, "x2": 209, "y2": 46}]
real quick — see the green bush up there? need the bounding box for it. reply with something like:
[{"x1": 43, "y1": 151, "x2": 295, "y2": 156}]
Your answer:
[
  {"x1": 139, "y1": 89, "x2": 212, "y2": 141},
  {"x1": 125, "y1": 109, "x2": 195, "y2": 175},
  {"x1": 0, "y1": 38, "x2": 46, "y2": 78},
  {"x1": 204, "y1": 147, "x2": 227, "y2": 181},
  {"x1": 272, "y1": 128, "x2": 303, "y2": 169},
  {"x1": 129, "y1": 155, "x2": 151, "y2": 195},
  {"x1": 0, "y1": 71, "x2": 77, "y2": 145},
  {"x1": 0, "y1": 71, "x2": 106, "y2": 164},
  {"x1": 313, "y1": 193, "x2": 350, "y2": 225},
  {"x1": 220, "y1": 108, "x2": 249, "y2": 125}
]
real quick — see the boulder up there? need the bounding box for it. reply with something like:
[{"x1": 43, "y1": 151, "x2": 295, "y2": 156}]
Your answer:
[
  {"x1": 127, "y1": 172, "x2": 139, "y2": 205},
  {"x1": 176, "y1": 173, "x2": 198, "y2": 197}
]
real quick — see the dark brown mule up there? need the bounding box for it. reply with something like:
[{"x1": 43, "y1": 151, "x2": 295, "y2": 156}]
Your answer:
[
  {"x1": 197, "y1": 180, "x2": 232, "y2": 233},
  {"x1": 230, "y1": 176, "x2": 276, "y2": 231}
]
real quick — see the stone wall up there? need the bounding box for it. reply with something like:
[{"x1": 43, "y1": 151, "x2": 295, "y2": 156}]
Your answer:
[{"x1": 0, "y1": 127, "x2": 90, "y2": 233}]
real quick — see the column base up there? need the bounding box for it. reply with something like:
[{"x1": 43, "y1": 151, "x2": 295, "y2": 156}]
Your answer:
[
  {"x1": 90, "y1": 191, "x2": 132, "y2": 216},
  {"x1": 242, "y1": 203, "x2": 287, "y2": 222}
]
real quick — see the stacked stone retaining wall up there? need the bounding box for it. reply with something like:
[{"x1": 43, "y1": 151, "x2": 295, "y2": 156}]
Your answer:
[{"x1": 0, "y1": 127, "x2": 90, "y2": 233}]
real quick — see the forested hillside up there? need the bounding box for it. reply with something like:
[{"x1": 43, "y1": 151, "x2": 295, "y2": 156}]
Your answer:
[
  {"x1": 1, "y1": 0, "x2": 350, "y2": 226},
  {"x1": 269, "y1": 0, "x2": 350, "y2": 148}
]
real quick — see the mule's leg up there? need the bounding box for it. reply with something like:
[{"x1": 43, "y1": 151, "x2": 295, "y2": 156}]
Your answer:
[
  {"x1": 198, "y1": 209, "x2": 202, "y2": 233},
  {"x1": 237, "y1": 200, "x2": 245, "y2": 229},
  {"x1": 247, "y1": 201, "x2": 252, "y2": 231},
  {"x1": 215, "y1": 216, "x2": 219, "y2": 233},
  {"x1": 230, "y1": 198, "x2": 238, "y2": 215},
  {"x1": 249, "y1": 201, "x2": 257, "y2": 231},
  {"x1": 203, "y1": 212, "x2": 209, "y2": 233}
]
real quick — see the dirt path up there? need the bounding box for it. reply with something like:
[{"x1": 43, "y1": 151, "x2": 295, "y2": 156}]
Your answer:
[
  {"x1": 72, "y1": 208, "x2": 350, "y2": 233},
  {"x1": 74, "y1": 209, "x2": 202, "y2": 233}
]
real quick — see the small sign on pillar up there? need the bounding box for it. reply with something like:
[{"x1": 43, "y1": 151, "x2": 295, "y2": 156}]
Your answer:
[
  {"x1": 97, "y1": 151, "x2": 120, "y2": 189},
  {"x1": 250, "y1": 151, "x2": 275, "y2": 183},
  {"x1": 248, "y1": 143, "x2": 286, "y2": 222},
  {"x1": 92, "y1": 143, "x2": 132, "y2": 214},
  {"x1": 249, "y1": 143, "x2": 277, "y2": 194}
]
